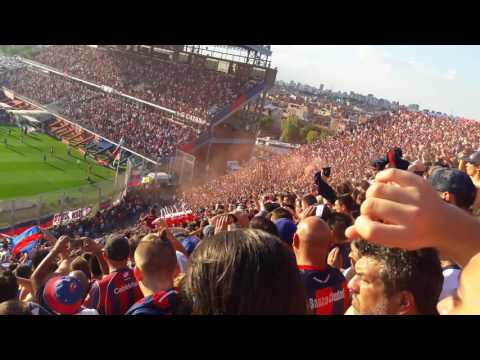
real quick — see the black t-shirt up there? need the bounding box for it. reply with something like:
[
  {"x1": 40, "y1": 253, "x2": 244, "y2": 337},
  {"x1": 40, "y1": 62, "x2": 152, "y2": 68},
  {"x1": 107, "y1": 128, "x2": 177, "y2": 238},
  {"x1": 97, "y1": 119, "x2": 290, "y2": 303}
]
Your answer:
[{"x1": 298, "y1": 265, "x2": 350, "y2": 315}]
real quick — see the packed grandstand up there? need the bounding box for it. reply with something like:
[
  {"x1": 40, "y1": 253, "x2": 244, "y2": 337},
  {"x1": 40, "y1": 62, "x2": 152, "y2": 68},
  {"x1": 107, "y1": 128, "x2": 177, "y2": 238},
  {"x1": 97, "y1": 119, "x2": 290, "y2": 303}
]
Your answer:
[{"x1": 0, "y1": 45, "x2": 479, "y2": 315}]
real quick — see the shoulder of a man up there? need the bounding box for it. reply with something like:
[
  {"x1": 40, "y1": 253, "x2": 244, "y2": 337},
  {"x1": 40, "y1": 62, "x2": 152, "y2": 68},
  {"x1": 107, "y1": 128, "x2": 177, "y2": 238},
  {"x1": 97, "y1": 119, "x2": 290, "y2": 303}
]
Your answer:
[
  {"x1": 84, "y1": 274, "x2": 112, "y2": 311},
  {"x1": 126, "y1": 298, "x2": 151, "y2": 315},
  {"x1": 27, "y1": 301, "x2": 52, "y2": 315}
]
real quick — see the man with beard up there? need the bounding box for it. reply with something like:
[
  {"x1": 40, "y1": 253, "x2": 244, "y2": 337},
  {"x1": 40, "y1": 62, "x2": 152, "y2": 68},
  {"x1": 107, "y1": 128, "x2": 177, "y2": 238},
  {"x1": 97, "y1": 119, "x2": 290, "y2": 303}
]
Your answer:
[{"x1": 346, "y1": 241, "x2": 443, "y2": 315}]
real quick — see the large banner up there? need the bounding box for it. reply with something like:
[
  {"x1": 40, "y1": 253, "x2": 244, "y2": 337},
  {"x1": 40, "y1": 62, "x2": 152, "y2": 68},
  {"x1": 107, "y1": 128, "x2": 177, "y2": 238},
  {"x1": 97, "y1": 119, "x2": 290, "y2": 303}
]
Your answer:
[{"x1": 53, "y1": 207, "x2": 92, "y2": 226}]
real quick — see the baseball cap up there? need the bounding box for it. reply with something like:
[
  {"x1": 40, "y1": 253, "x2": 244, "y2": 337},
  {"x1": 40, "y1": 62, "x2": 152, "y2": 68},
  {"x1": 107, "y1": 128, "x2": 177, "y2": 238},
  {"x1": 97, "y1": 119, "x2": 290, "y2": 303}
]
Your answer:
[
  {"x1": 104, "y1": 234, "x2": 130, "y2": 261},
  {"x1": 264, "y1": 202, "x2": 280, "y2": 213},
  {"x1": 181, "y1": 235, "x2": 200, "y2": 255},
  {"x1": 430, "y1": 168, "x2": 476, "y2": 198},
  {"x1": 371, "y1": 158, "x2": 388, "y2": 171},
  {"x1": 274, "y1": 218, "x2": 297, "y2": 246},
  {"x1": 42, "y1": 276, "x2": 86, "y2": 315},
  {"x1": 463, "y1": 151, "x2": 480, "y2": 166}
]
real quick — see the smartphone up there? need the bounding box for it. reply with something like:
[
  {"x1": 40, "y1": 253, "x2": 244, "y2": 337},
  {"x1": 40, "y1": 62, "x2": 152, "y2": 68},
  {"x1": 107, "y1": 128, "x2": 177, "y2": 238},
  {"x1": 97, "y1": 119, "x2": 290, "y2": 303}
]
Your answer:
[
  {"x1": 322, "y1": 167, "x2": 331, "y2": 178},
  {"x1": 69, "y1": 237, "x2": 83, "y2": 249},
  {"x1": 315, "y1": 204, "x2": 325, "y2": 218}
]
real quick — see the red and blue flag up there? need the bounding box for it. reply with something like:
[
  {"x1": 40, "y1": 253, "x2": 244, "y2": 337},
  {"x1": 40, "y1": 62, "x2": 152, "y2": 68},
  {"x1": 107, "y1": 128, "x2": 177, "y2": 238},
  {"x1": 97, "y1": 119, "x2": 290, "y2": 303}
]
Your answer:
[{"x1": 11, "y1": 226, "x2": 42, "y2": 257}]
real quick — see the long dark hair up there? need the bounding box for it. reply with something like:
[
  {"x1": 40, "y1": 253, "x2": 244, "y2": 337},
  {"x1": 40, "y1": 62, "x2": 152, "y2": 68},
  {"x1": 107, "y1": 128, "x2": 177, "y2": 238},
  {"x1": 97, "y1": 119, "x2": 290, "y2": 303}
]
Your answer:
[{"x1": 180, "y1": 229, "x2": 307, "y2": 315}]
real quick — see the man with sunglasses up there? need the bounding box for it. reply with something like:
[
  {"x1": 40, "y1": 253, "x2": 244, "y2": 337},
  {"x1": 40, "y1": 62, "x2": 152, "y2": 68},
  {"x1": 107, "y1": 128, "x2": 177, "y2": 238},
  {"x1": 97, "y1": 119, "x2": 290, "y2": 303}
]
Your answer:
[
  {"x1": 84, "y1": 234, "x2": 142, "y2": 315},
  {"x1": 126, "y1": 231, "x2": 178, "y2": 315}
]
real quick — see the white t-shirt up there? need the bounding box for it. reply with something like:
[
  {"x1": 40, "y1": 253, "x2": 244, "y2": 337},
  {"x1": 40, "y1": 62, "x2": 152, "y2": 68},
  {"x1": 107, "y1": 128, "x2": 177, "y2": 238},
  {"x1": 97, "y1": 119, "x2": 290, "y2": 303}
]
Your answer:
[
  {"x1": 75, "y1": 307, "x2": 99, "y2": 315},
  {"x1": 176, "y1": 251, "x2": 189, "y2": 273},
  {"x1": 439, "y1": 266, "x2": 461, "y2": 301}
]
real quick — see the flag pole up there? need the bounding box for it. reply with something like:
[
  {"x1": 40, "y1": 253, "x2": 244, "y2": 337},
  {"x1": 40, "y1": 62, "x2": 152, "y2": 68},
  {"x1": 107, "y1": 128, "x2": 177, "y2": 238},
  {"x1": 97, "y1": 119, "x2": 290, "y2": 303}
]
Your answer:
[{"x1": 114, "y1": 149, "x2": 122, "y2": 187}]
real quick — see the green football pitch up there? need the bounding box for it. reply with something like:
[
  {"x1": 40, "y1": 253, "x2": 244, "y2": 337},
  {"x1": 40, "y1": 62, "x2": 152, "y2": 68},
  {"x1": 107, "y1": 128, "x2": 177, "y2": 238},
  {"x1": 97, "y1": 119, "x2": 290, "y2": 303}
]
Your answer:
[{"x1": 0, "y1": 124, "x2": 115, "y2": 201}]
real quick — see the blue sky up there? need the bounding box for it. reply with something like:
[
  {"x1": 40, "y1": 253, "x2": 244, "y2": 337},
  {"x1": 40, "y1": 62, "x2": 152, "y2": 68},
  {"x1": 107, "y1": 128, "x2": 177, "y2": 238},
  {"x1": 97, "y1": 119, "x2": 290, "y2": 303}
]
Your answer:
[{"x1": 272, "y1": 45, "x2": 480, "y2": 120}]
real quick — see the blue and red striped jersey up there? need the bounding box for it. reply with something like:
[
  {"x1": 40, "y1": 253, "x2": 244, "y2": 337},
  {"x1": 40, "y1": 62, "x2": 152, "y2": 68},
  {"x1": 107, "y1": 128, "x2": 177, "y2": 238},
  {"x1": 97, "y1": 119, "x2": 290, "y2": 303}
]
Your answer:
[
  {"x1": 298, "y1": 265, "x2": 350, "y2": 315},
  {"x1": 84, "y1": 268, "x2": 142, "y2": 315},
  {"x1": 126, "y1": 289, "x2": 178, "y2": 315}
]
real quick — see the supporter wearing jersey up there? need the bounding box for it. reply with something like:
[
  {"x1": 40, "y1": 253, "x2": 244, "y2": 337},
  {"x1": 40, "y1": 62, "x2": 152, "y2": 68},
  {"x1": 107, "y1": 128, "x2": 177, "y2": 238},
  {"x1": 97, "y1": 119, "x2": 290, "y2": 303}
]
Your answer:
[
  {"x1": 126, "y1": 231, "x2": 178, "y2": 315},
  {"x1": 84, "y1": 235, "x2": 142, "y2": 315},
  {"x1": 293, "y1": 217, "x2": 350, "y2": 315}
]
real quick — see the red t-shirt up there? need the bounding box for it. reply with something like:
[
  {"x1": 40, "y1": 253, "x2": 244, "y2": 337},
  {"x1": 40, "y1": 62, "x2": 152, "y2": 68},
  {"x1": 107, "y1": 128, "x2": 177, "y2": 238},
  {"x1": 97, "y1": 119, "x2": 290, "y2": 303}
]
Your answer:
[{"x1": 84, "y1": 268, "x2": 143, "y2": 315}]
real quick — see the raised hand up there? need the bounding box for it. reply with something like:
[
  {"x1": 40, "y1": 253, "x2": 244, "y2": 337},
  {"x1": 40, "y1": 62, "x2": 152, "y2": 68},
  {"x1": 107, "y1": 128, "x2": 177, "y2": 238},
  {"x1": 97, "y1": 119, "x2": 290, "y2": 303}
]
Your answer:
[{"x1": 345, "y1": 168, "x2": 480, "y2": 267}]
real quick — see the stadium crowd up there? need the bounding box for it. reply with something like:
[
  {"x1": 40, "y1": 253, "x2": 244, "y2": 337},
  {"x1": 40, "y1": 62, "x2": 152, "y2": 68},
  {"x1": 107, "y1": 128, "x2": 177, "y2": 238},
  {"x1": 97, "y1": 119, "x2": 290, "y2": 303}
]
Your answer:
[
  {"x1": 0, "y1": 68, "x2": 198, "y2": 163},
  {"x1": 0, "y1": 55, "x2": 25, "y2": 74},
  {"x1": 0, "y1": 67, "x2": 97, "y2": 107},
  {"x1": 2, "y1": 101, "x2": 480, "y2": 314},
  {"x1": 33, "y1": 45, "x2": 261, "y2": 121},
  {"x1": 180, "y1": 110, "x2": 480, "y2": 214},
  {"x1": 61, "y1": 94, "x2": 197, "y2": 163}
]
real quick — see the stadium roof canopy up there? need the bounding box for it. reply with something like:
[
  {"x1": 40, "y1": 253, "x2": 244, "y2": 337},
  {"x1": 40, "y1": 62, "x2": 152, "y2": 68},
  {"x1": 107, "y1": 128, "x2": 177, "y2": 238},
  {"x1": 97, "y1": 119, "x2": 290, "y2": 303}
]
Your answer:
[
  {"x1": 201, "y1": 45, "x2": 272, "y2": 58},
  {"x1": 238, "y1": 45, "x2": 272, "y2": 57}
]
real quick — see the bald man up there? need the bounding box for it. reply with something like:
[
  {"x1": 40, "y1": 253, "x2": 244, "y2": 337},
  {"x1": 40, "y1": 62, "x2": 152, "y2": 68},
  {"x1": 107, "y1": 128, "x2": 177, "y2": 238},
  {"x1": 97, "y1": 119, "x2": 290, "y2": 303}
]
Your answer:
[{"x1": 293, "y1": 217, "x2": 350, "y2": 315}]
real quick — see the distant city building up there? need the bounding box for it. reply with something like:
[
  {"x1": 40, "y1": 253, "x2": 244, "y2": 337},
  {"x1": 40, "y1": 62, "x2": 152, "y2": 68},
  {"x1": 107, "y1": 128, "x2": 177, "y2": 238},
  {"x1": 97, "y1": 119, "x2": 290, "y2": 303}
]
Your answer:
[
  {"x1": 319, "y1": 84, "x2": 324, "y2": 92},
  {"x1": 408, "y1": 104, "x2": 420, "y2": 112}
]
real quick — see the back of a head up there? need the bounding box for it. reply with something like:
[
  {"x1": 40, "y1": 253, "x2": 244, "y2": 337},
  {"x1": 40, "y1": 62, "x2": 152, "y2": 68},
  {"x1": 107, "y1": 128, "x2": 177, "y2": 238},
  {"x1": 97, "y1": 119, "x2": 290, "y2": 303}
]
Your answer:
[
  {"x1": 336, "y1": 182, "x2": 353, "y2": 196},
  {"x1": 0, "y1": 270, "x2": 18, "y2": 303},
  {"x1": 296, "y1": 216, "x2": 332, "y2": 253},
  {"x1": 357, "y1": 242, "x2": 443, "y2": 315},
  {"x1": 88, "y1": 253, "x2": 103, "y2": 279},
  {"x1": 338, "y1": 193, "x2": 356, "y2": 213},
  {"x1": 32, "y1": 249, "x2": 50, "y2": 270},
  {"x1": 301, "y1": 194, "x2": 317, "y2": 208},
  {"x1": 135, "y1": 231, "x2": 177, "y2": 280},
  {"x1": 326, "y1": 212, "x2": 353, "y2": 243},
  {"x1": 183, "y1": 229, "x2": 306, "y2": 315},
  {"x1": 71, "y1": 257, "x2": 91, "y2": 280},
  {"x1": 264, "y1": 202, "x2": 280, "y2": 213},
  {"x1": 249, "y1": 217, "x2": 279, "y2": 237},
  {"x1": 14, "y1": 264, "x2": 32, "y2": 279},
  {"x1": 430, "y1": 167, "x2": 476, "y2": 210},
  {"x1": 0, "y1": 300, "x2": 31, "y2": 315},
  {"x1": 104, "y1": 234, "x2": 130, "y2": 263},
  {"x1": 270, "y1": 207, "x2": 293, "y2": 222}
]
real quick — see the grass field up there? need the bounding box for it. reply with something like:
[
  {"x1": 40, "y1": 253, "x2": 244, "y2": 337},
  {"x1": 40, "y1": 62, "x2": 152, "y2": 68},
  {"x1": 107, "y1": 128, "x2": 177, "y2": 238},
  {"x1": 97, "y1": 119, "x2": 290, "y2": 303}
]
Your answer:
[{"x1": 0, "y1": 124, "x2": 115, "y2": 200}]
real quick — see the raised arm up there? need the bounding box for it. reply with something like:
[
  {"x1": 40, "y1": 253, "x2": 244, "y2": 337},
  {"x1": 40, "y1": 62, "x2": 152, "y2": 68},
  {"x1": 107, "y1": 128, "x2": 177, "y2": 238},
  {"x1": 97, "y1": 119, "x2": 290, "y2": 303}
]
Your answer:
[
  {"x1": 82, "y1": 237, "x2": 109, "y2": 276},
  {"x1": 31, "y1": 235, "x2": 70, "y2": 298},
  {"x1": 346, "y1": 169, "x2": 480, "y2": 267}
]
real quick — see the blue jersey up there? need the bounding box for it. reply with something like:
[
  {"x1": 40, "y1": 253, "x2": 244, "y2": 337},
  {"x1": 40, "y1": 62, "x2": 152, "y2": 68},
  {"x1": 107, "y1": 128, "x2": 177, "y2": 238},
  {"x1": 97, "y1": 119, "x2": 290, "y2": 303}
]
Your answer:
[
  {"x1": 298, "y1": 265, "x2": 350, "y2": 315},
  {"x1": 126, "y1": 289, "x2": 178, "y2": 315}
]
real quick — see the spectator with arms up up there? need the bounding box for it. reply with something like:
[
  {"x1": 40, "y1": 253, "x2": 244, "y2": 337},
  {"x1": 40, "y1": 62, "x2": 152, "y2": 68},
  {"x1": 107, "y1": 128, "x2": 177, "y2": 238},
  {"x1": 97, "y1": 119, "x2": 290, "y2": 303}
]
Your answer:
[{"x1": 84, "y1": 234, "x2": 142, "y2": 315}]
